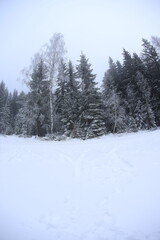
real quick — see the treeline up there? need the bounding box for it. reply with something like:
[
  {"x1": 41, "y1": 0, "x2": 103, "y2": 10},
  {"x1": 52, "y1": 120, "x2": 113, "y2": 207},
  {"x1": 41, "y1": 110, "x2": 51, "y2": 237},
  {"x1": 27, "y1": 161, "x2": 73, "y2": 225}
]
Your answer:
[{"x1": 0, "y1": 34, "x2": 160, "y2": 139}]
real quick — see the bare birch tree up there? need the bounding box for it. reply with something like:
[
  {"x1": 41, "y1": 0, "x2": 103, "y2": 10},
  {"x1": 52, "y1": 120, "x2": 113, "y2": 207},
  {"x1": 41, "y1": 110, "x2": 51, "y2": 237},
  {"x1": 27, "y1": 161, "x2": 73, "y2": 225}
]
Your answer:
[{"x1": 42, "y1": 33, "x2": 66, "y2": 134}]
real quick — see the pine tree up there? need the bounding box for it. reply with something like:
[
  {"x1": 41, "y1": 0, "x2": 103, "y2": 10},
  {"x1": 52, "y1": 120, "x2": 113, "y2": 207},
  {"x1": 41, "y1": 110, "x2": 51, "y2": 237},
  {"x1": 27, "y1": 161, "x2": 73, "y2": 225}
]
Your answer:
[
  {"x1": 123, "y1": 49, "x2": 135, "y2": 77},
  {"x1": 0, "y1": 81, "x2": 12, "y2": 134},
  {"x1": 121, "y1": 48, "x2": 156, "y2": 131},
  {"x1": 54, "y1": 60, "x2": 68, "y2": 134},
  {"x1": 0, "y1": 81, "x2": 8, "y2": 113},
  {"x1": 121, "y1": 49, "x2": 142, "y2": 131},
  {"x1": 141, "y1": 38, "x2": 160, "y2": 126},
  {"x1": 18, "y1": 57, "x2": 50, "y2": 136},
  {"x1": 135, "y1": 71, "x2": 156, "y2": 129},
  {"x1": 63, "y1": 60, "x2": 80, "y2": 137},
  {"x1": 14, "y1": 92, "x2": 28, "y2": 135},
  {"x1": 76, "y1": 53, "x2": 106, "y2": 139},
  {"x1": 55, "y1": 60, "x2": 80, "y2": 137},
  {"x1": 0, "y1": 98, "x2": 12, "y2": 134},
  {"x1": 10, "y1": 90, "x2": 20, "y2": 132},
  {"x1": 102, "y1": 66, "x2": 127, "y2": 133},
  {"x1": 151, "y1": 36, "x2": 160, "y2": 58}
]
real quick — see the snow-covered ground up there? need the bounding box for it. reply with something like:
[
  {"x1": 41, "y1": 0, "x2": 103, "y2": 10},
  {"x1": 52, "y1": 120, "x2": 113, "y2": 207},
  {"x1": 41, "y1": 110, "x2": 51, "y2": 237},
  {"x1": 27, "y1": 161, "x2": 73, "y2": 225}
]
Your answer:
[{"x1": 0, "y1": 130, "x2": 160, "y2": 240}]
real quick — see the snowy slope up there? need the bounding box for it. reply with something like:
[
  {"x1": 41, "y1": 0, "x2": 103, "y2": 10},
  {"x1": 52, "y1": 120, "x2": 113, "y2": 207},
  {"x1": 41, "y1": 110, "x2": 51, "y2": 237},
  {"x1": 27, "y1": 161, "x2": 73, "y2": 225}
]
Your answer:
[{"x1": 0, "y1": 130, "x2": 160, "y2": 240}]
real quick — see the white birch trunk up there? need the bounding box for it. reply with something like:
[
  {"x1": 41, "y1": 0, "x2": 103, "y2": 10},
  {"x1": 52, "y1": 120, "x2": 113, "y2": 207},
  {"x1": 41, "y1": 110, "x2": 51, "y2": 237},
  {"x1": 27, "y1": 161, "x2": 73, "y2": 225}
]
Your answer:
[
  {"x1": 49, "y1": 87, "x2": 53, "y2": 134},
  {"x1": 42, "y1": 33, "x2": 66, "y2": 134}
]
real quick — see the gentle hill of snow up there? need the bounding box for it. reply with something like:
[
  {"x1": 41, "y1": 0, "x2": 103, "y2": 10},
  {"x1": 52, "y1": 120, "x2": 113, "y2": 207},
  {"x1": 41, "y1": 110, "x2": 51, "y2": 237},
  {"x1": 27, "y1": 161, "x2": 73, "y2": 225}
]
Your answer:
[{"x1": 0, "y1": 130, "x2": 160, "y2": 240}]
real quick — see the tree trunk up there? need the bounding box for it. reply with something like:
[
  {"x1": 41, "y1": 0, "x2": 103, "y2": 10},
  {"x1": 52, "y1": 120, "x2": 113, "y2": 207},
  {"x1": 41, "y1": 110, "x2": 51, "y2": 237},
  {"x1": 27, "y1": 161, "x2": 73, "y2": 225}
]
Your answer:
[{"x1": 50, "y1": 88, "x2": 53, "y2": 134}]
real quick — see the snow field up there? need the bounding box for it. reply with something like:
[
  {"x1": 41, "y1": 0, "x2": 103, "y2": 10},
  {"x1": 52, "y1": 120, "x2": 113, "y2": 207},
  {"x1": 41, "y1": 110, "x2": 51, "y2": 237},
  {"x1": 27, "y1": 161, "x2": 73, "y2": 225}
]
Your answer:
[{"x1": 0, "y1": 130, "x2": 160, "y2": 240}]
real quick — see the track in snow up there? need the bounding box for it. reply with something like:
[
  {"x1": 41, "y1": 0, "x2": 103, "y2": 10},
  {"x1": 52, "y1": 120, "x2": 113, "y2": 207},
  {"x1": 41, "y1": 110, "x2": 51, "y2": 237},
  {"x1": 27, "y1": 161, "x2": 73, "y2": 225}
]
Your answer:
[{"x1": 0, "y1": 130, "x2": 160, "y2": 240}]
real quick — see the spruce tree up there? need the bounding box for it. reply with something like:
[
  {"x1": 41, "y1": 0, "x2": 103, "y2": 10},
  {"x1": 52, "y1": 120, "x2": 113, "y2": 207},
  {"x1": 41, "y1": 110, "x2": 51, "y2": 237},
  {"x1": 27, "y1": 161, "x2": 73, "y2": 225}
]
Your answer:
[
  {"x1": 102, "y1": 62, "x2": 127, "y2": 133},
  {"x1": 14, "y1": 93, "x2": 28, "y2": 135},
  {"x1": 0, "y1": 81, "x2": 12, "y2": 134},
  {"x1": 76, "y1": 53, "x2": 106, "y2": 139},
  {"x1": 10, "y1": 90, "x2": 20, "y2": 133},
  {"x1": 64, "y1": 60, "x2": 80, "y2": 137},
  {"x1": 55, "y1": 60, "x2": 80, "y2": 137},
  {"x1": 0, "y1": 98, "x2": 12, "y2": 134},
  {"x1": 141, "y1": 38, "x2": 160, "y2": 126},
  {"x1": 121, "y1": 49, "x2": 141, "y2": 131},
  {"x1": 54, "y1": 60, "x2": 68, "y2": 134},
  {"x1": 135, "y1": 71, "x2": 156, "y2": 129},
  {"x1": 20, "y1": 57, "x2": 50, "y2": 136}
]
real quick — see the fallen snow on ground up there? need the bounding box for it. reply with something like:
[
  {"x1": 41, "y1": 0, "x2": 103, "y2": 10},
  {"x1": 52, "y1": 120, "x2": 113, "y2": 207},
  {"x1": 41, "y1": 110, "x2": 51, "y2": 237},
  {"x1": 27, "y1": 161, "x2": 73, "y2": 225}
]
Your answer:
[{"x1": 0, "y1": 130, "x2": 160, "y2": 240}]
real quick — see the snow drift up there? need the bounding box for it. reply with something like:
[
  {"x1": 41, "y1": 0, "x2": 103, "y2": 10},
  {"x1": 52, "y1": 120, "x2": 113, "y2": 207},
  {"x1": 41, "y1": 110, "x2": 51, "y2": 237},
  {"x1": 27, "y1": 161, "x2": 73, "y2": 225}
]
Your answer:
[{"x1": 0, "y1": 130, "x2": 160, "y2": 240}]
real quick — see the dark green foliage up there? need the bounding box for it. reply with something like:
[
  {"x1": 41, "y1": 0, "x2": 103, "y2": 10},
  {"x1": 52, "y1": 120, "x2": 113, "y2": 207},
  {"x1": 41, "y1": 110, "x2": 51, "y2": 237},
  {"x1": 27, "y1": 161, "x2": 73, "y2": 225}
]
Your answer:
[
  {"x1": 76, "y1": 53, "x2": 106, "y2": 139},
  {"x1": 78, "y1": 89, "x2": 106, "y2": 139},
  {"x1": 55, "y1": 60, "x2": 80, "y2": 137},
  {"x1": 0, "y1": 82, "x2": 28, "y2": 135},
  {"x1": 15, "y1": 58, "x2": 50, "y2": 136},
  {"x1": 0, "y1": 81, "x2": 12, "y2": 134},
  {"x1": 102, "y1": 62, "x2": 127, "y2": 133},
  {"x1": 135, "y1": 71, "x2": 156, "y2": 129},
  {"x1": 10, "y1": 90, "x2": 20, "y2": 132},
  {"x1": 1, "y1": 36, "x2": 160, "y2": 139},
  {"x1": 63, "y1": 61, "x2": 80, "y2": 137},
  {"x1": 102, "y1": 43, "x2": 157, "y2": 134},
  {"x1": 27, "y1": 58, "x2": 50, "y2": 136},
  {"x1": 54, "y1": 60, "x2": 68, "y2": 134},
  {"x1": 141, "y1": 39, "x2": 160, "y2": 126}
]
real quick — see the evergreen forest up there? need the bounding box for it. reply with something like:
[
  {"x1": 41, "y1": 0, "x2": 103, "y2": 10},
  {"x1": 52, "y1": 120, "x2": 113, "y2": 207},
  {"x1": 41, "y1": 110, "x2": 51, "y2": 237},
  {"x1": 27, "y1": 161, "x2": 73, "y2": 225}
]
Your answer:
[{"x1": 0, "y1": 34, "x2": 160, "y2": 140}]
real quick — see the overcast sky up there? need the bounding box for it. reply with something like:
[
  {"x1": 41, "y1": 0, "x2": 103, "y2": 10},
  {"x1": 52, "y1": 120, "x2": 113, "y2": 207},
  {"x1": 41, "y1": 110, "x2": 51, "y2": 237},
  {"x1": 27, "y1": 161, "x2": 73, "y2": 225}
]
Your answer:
[{"x1": 0, "y1": 0, "x2": 160, "y2": 92}]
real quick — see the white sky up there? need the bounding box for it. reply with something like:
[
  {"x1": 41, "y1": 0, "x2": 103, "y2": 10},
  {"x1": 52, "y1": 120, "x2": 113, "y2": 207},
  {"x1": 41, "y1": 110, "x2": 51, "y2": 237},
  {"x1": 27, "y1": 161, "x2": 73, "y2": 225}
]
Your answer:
[{"x1": 0, "y1": 0, "x2": 160, "y2": 92}]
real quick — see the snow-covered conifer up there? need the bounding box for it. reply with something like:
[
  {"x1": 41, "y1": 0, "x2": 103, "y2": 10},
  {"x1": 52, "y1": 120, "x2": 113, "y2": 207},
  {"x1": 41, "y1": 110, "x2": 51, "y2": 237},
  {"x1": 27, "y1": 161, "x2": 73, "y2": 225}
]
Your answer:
[{"x1": 76, "y1": 53, "x2": 106, "y2": 139}]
